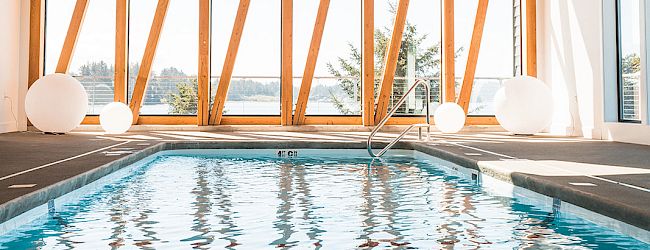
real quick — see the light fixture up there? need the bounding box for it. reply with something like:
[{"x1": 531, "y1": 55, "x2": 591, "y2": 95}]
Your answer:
[
  {"x1": 25, "y1": 74, "x2": 88, "y2": 133},
  {"x1": 494, "y1": 76, "x2": 553, "y2": 135},
  {"x1": 434, "y1": 102, "x2": 466, "y2": 133},
  {"x1": 100, "y1": 102, "x2": 133, "y2": 134}
]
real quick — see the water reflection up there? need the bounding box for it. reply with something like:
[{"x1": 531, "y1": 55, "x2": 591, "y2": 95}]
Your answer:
[{"x1": 1, "y1": 155, "x2": 647, "y2": 249}]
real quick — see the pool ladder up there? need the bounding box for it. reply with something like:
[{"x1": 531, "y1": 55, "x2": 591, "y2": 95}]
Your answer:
[{"x1": 367, "y1": 79, "x2": 431, "y2": 157}]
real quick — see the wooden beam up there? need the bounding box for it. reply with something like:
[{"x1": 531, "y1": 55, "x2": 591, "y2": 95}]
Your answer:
[
  {"x1": 55, "y1": 0, "x2": 89, "y2": 74},
  {"x1": 293, "y1": 0, "x2": 331, "y2": 125},
  {"x1": 362, "y1": 0, "x2": 374, "y2": 126},
  {"x1": 209, "y1": 0, "x2": 251, "y2": 125},
  {"x1": 198, "y1": 0, "x2": 212, "y2": 125},
  {"x1": 114, "y1": 0, "x2": 128, "y2": 103},
  {"x1": 82, "y1": 115, "x2": 498, "y2": 125},
  {"x1": 442, "y1": 0, "x2": 455, "y2": 102},
  {"x1": 526, "y1": 0, "x2": 537, "y2": 77},
  {"x1": 29, "y1": 0, "x2": 44, "y2": 88},
  {"x1": 457, "y1": 0, "x2": 489, "y2": 114},
  {"x1": 128, "y1": 0, "x2": 170, "y2": 123},
  {"x1": 281, "y1": 0, "x2": 293, "y2": 125},
  {"x1": 373, "y1": 0, "x2": 410, "y2": 124}
]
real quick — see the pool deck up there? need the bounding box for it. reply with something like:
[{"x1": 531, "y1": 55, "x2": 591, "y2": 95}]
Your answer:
[{"x1": 1, "y1": 129, "x2": 649, "y2": 233}]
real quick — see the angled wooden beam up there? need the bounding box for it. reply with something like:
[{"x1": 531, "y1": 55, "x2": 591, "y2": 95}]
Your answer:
[
  {"x1": 442, "y1": 0, "x2": 455, "y2": 102},
  {"x1": 209, "y1": 0, "x2": 251, "y2": 125},
  {"x1": 373, "y1": 0, "x2": 410, "y2": 124},
  {"x1": 362, "y1": 0, "x2": 374, "y2": 126},
  {"x1": 128, "y1": 0, "x2": 170, "y2": 123},
  {"x1": 281, "y1": 0, "x2": 293, "y2": 125},
  {"x1": 526, "y1": 0, "x2": 537, "y2": 77},
  {"x1": 29, "y1": 0, "x2": 45, "y2": 88},
  {"x1": 457, "y1": 0, "x2": 489, "y2": 114},
  {"x1": 198, "y1": 0, "x2": 212, "y2": 125},
  {"x1": 293, "y1": 0, "x2": 331, "y2": 125},
  {"x1": 55, "y1": 0, "x2": 89, "y2": 74},
  {"x1": 114, "y1": 0, "x2": 129, "y2": 103}
]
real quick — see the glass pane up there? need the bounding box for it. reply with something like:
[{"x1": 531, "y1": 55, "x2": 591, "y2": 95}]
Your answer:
[
  {"x1": 128, "y1": 0, "x2": 198, "y2": 115},
  {"x1": 617, "y1": 0, "x2": 642, "y2": 121},
  {"x1": 211, "y1": 0, "x2": 281, "y2": 116},
  {"x1": 293, "y1": 0, "x2": 362, "y2": 116},
  {"x1": 457, "y1": 0, "x2": 514, "y2": 116},
  {"x1": 376, "y1": 0, "x2": 442, "y2": 116},
  {"x1": 45, "y1": 0, "x2": 116, "y2": 114}
]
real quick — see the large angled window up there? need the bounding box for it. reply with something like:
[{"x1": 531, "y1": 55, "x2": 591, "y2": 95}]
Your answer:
[
  {"x1": 128, "y1": 0, "x2": 199, "y2": 115},
  {"x1": 456, "y1": 0, "x2": 515, "y2": 116},
  {"x1": 44, "y1": 0, "x2": 116, "y2": 114},
  {"x1": 616, "y1": 0, "x2": 642, "y2": 122},
  {"x1": 375, "y1": 0, "x2": 442, "y2": 116},
  {"x1": 211, "y1": 0, "x2": 281, "y2": 116},
  {"x1": 293, "y1": 0, "x2": 362, "y2": 116}
]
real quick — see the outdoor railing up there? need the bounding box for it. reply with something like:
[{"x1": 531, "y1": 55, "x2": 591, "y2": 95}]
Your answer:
[{"x1": 72, "y1": 75, "x2": 510, "y2": 116}]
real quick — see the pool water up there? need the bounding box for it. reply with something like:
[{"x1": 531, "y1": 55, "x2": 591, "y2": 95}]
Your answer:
[{"x1": 0, "y1": 150, "x2": 647, "y2": 249}]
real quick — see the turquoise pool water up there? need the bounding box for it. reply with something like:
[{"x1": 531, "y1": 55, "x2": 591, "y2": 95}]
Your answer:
[{"x1": 0, "y1": 150, "x2": 647, "y2": 249}]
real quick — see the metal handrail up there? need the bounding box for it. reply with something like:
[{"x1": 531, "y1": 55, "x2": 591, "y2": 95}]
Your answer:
[{"x1": 367, "y1": 79, "x2": 431, "y2": 157}]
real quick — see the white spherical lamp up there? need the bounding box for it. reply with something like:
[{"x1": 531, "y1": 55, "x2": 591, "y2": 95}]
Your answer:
[
  {"x1": 25, "y1": 74, "x2": 88, "y2": 133},
  {"x1": 100, "y1": 102, "x2": 133, "y2": 134},
  {"x1": 434, "y1": 103, "x2": 466, "y2": 133},
  {"x1": 494, "y1": 76, "x2": 553, "y2": 135}
]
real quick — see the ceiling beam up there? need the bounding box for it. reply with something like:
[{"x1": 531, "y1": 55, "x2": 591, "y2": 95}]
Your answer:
[
  {"x1": 209, "y1": 0, "x2": 251, "y2": 125},
  {"x1": 128, "y1": 0, "x2": 170, "y2": 123},
  {"x1": 55, "y1": 0, "x2": 89, "y2": 74},
  {"x1": 373, "y1": 0, "x2": 410, "y2": 124},
  {"x1": 457, "y1": 0, "x2": 489, "y2": 114},
  {"x1": 293, "y1": 0, "x2": 331, "y2": 125}
]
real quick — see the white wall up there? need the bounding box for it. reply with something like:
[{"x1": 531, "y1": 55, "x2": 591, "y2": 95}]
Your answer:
[
  {"x1": 539, "y1": 0, "x2": 650, "y2": 145},
  {"x1": 0, "y1": 0, "x2": 28, "y2": 133},
  {"x1": 538, "y1": 0, "x2": 605, "y2": 139}
]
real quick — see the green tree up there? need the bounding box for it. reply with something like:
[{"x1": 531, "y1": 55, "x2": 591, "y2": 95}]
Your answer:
[
  {"x1": 327, "y1": 4, "x2": 460, "y2": 114},
  {"x1": 163, "y1": 79, "x2": 198, "y2": 114}
]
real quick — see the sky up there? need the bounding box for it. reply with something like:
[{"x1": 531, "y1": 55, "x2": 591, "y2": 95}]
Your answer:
[{"x1": 45, "y1": 0, "x2": 518, "y2": 79}]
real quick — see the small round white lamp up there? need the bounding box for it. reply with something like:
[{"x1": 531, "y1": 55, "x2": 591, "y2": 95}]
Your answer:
[
  {"x1": 100, "y1": 102, "x2": 133, "y2": 134},
  {"x1": 25, "y1": 74, "x2": 88, "y2": 133},
  {"x1": 494, "y1": 76, "x2": 553, "y2": 135},
  {"x1": 434, "y1": 103, "x2": 466, "y2": 133}
]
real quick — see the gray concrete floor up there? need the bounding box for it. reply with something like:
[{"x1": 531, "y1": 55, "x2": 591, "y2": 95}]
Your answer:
[{"x1": 1, "y1": 130, "x2": 649, "y2": 229}]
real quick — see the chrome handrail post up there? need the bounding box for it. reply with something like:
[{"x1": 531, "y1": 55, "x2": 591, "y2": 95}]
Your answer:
[{"x1": 367, "y1": 79, "x2": 432, "y2": 157}]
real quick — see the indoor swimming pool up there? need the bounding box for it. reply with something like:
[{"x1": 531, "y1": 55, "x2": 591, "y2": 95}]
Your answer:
[{"x1": 0, "y1": 149, "x2": 647, "y2": 249}]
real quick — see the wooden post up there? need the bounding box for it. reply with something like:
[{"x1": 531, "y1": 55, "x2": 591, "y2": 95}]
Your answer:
[
  {"x1": 362, "y1": 0, "x2": 375, "y2": 126},
  {"x1": 55, "y1": 0, "x2": 89, "y2": 74},
  {"x1": 114, "y1": 0, "x2": 128, "y2": 103},
  {"x1": 198, "y1": 0, "x2": 211, "y2": 125},
  {"x1": 281, "y1": 0, "x2": 293, "y2": 125},
  {"x1": 373, "y1": 0, "x2": 410, "y2": 124},
  {"x1": 457, "y1": 0, "x2": 489, "y2": 113},
  {"x1": 442, "y1": 0, "x2": 455, "y2": 103},
  {"x1": 526, "y1": 0, "x2": 537, "y2": 77},
  {"x1": 209, "y1": 0, "x2": 251, "y2": 125},
  {"x1": 128, "y1": 0, "x2": 170, "y2": 123},
  {"x1": 29, "y1": 0, "x2": 44, "y2": 88},
  {"x1": 293, "y1": 0, "x2": 331, "y2": 125}
]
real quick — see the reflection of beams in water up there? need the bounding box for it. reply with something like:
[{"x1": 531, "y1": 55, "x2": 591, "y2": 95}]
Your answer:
[
  {"x1": 437, "y1": 182, "x2": 461, "y2": 246},
  {"x1": 293, "y1": 163, "x2": 323, "y2": 244},
  {"x1": 183, "y1": 162, "x2": 215, "y2": 247},
  {"x1": 208, "y1": 161, "x2": 239, "y2": 244},
  {"x1": 359, "y1": 161, "x2": 401, "y2": 242},
  {"x1": 131, "y1": 174, "x2": 159, "y2": 245},
  {"x1": 271, "y1": 162, "x2": 297, "y2": 246}
]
